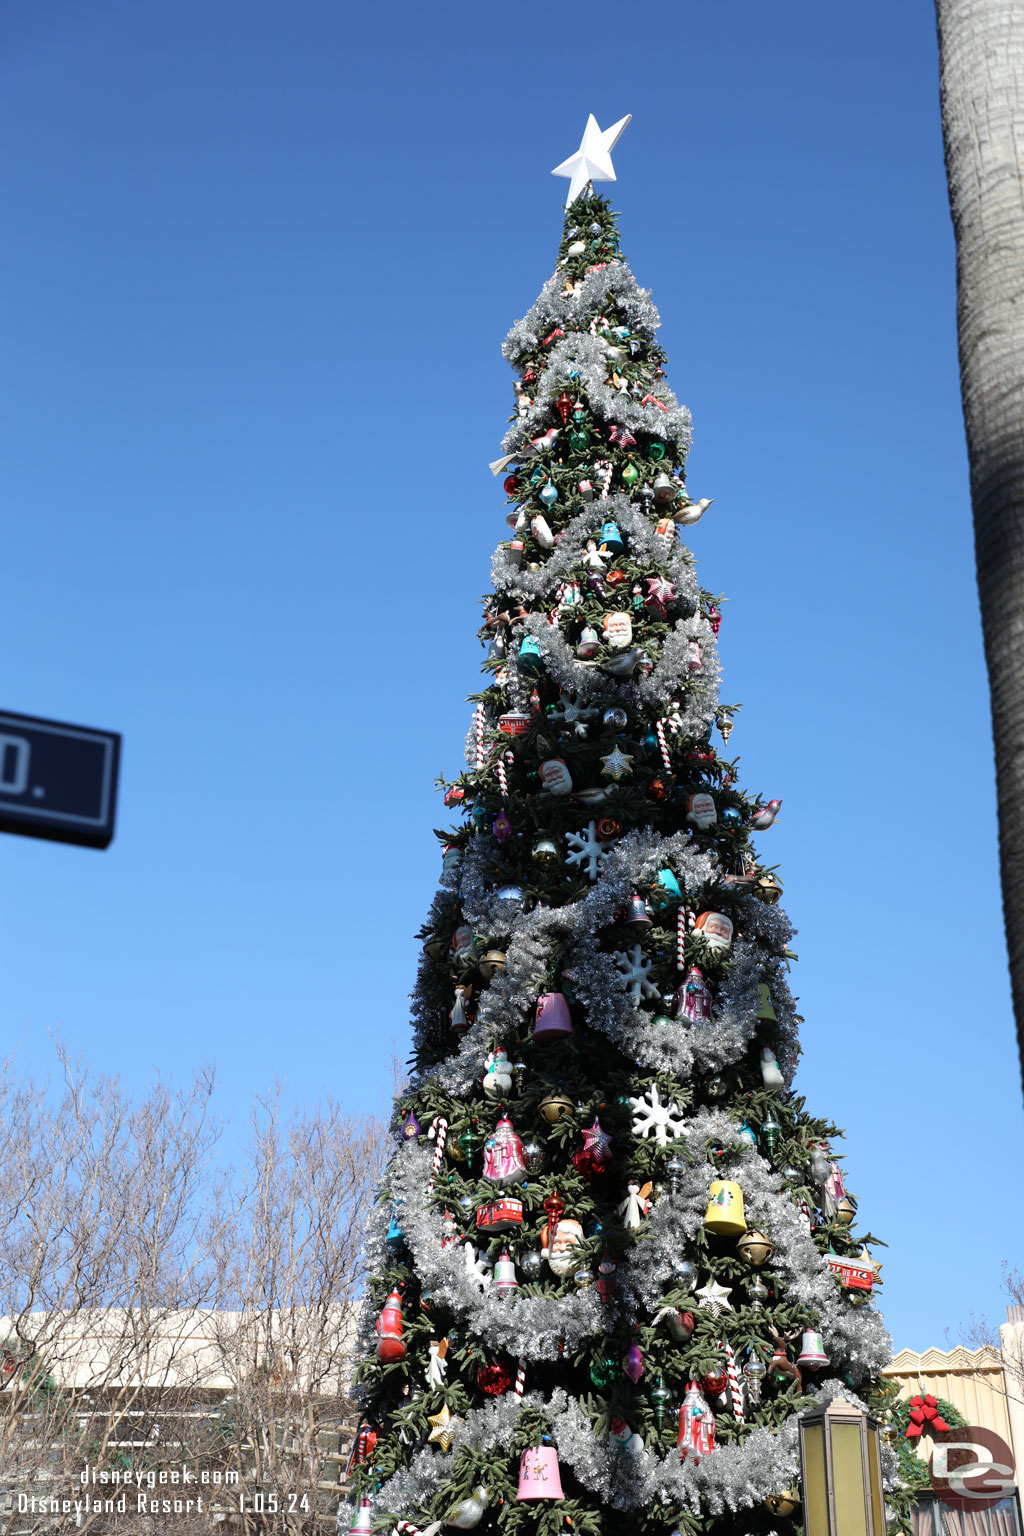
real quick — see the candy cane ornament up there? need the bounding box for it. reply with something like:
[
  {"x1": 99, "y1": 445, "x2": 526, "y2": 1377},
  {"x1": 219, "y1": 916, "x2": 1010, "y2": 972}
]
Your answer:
[
  {"x1": 677, "y1": 907, "x2": 688, "y2": 972},
  {"x1": 719, "y1": 1340, "x2": 745, "y2": 1422},
  {"x1": 426, "y1": 1117, "x2": 448, "y2": 1191},
  {"x1": 595, "y1": 459, "x2": 614, "y2": 499},
  {"x1": 655, "y1": 719, "x2": 672, "y2": 776},
  {"x1": 514, "y1": 1362, "x2": 527, "y2": 1397},
  {"x1": 474, "y1": 704, "x2": 486, "y2": 771},
  {"x1": 495, "y1": 760, "x2": 508, "y2": 799}
]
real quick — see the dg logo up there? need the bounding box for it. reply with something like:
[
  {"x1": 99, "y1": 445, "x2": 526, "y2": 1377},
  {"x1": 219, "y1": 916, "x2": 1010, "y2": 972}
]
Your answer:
[{"x1": 930, "y1": 1427, "x2": 1016, "y2": 1511}]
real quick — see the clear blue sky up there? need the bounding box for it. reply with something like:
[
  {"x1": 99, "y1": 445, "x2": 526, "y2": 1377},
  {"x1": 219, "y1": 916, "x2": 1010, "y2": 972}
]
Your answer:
[{"x1": 1, "y1": 0, "x2": 1016, "y2": 1352}]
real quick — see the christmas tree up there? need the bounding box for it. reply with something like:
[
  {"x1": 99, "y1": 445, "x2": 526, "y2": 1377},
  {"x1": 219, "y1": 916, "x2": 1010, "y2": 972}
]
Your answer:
[{"x1": 350, "y1": 119, "x2": 903, "y2": 1536}]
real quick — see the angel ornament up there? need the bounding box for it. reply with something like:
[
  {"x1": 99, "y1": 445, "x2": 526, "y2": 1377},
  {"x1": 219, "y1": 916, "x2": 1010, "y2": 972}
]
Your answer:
[
  {"x1": 617, "y1": 1181, "x2": 653, "y2": 1231},
  {"x1": 582, "y1": 539, "x2": 609, "y2": 572},
  {"x1": 425, "y1": 1337, "x2": 449, "y2": 1390}
]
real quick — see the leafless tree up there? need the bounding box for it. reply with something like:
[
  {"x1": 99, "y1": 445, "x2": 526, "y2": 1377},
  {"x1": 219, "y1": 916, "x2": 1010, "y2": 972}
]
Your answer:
[{"x1": 0, "y1": 1050, "x2": 387, "y2": 1535}]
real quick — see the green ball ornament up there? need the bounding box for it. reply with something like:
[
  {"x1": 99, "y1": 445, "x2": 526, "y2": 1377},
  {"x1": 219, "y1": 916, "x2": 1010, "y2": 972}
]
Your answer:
[
  {"x1": 569, "y1": 430, "x2": 590, "y2": 453},
  {"x1": 590, "y1": 1352, "x2": 619, "y2": 1389},
  {"x1": 649, "y1": 442, "x2": 666, "y2": 461}
]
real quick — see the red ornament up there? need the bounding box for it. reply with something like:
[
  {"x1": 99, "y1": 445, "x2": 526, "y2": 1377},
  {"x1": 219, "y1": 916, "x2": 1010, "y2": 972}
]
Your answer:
[
  {"x1": 596, "y1": 816, "x2": 622, "y2": 840},
  {"x1": 523, "y1": 364, "x2": 537, "y2": 384},
  {"x1": 443, "y1": 786, "x2": 465, "y2": 807},
  {"x1": 606, "y1": 568, "x2": 627, "y2": 586},
  {"x1": 542, "y1": 1188, "x2": 566, "y2": 1226},
  {"x1": 702, "y1": 1368, "x2": 727, "y2": 1396},
  {"x1": 375, "y1": 1289, "x2": 405, "y2": 1362},
  {"x1": 555, "y1": 391, "x2": 573, "y2": 424},
  {"x1": 504, "y1": 474, "x2": 519, "y2": 496},
  {"x1": 477, "y1": 1360, "x2": 513, "y2": 1396},
  {"x1": 648, "y1": 778, "x2": 670, "y2": 802},
  {"x1": 707, "y1": 604, "x2": 722, "y2": 636},
  {"x1": 542, "y1": 326, "x2": 565, "y2": 348}
]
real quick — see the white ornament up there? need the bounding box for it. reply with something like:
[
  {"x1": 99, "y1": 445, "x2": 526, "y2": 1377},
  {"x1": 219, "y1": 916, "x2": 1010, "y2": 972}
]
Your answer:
[
  {"x1": 582, "y1": 539, "x2": 609, "y2": 571},
  {"x1": 482, "y1": 1049, "x2": 514, "y2": 1099},
  {"x1": 696, "y1": 1278, "x2": 734, "y2": 1317},
  {"x1": 425, "y1": 1338, "x2": 448, "y2": 1389},
  {"x1": 565, "y1": 820, "x2": 614, "y2": 881},
  {"x1": 629, "y1": 1083, "x2": 688, "y2": 1145},
  {"x1": 463, "y1": 1243, "x2": 492, "y2": 1291},
  {"x1": 617, "y1": 1180, "x2": 652, "y2": 1230},
  {"x1": 549, "y1": 692, "x2": 598, "y2": 737},
  {"x1": 551, "y1": 112, "x2": 632, "y2": 208},
  {"x1": 613, "y1": 943, "x2": 661, "y2": 1003}
]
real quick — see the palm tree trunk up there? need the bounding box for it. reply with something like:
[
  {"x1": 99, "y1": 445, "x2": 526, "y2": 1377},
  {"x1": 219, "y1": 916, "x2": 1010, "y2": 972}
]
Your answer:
[{"x1": 936, "y1": 0, "x2": 1024, "y2": 1101}]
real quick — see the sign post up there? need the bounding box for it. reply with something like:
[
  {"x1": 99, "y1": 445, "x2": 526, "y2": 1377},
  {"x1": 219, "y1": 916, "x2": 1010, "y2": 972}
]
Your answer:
[{"x1": 0, "y1": 710, "x2": 121, "y2": 850}]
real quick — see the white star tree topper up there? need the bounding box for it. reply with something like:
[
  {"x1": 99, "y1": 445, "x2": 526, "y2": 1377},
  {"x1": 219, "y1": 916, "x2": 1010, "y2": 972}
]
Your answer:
[{"x1": 552, "y1": 113, "x2": 632, "y2": 208}]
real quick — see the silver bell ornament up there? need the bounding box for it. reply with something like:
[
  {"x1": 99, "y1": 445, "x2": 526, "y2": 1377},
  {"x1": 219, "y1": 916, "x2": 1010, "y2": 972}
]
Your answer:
[{"x1": 653, "y1": 471, "x2": 678, "y2": 504}]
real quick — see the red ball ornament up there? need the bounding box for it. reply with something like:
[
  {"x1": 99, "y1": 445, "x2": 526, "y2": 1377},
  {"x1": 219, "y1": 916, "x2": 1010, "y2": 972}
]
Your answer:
[
  {"x1": 596, "y1": 816, "x2": 622, "y2": 840},
  {"x1": 606, "y1": 569, "x2": 627, "y2": 586},
  {"x1": 504, "y1": 474, "x2": 519, "y2": 496},
  {"x1": 477, "y1": 1360, "x2": 513, "y2": 1396},
  {"x1": 572, "y1": 1147, "x2": 608, "y2": 1179},
  {"x1": 648, "y1": 778, "x2": 671, "y2": 803},
  {"x1": 703, "y1": 1368, "x2": 728, "y2": 1396}
]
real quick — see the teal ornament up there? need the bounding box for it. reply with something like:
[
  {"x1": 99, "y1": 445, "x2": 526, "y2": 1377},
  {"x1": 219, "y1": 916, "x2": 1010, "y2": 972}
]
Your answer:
[
  {"x1": 471, "y1": 799, "x2": 489, "y2": 828},
  {"x1": 386, "y1": 1209, "x2": 404, "y2": 1249},
  {"x1": 738, "y1": 1121, "x2": 758, "y2": 1148},
  {"x1": 652, "y1": 1014, "x2": 674, "y2": 1029},
  {"x1": 569, "y1": 430, "x2": 589, "y2": 452},
  {"x1": 613, "y1": 326, "x2": 631, "y2": 340},
  {"x1": 530, "y1": 466, "x2": 545, "y2": 484},
  {"x1": 599, "y1": 520, "x2": 624, "y2": 554},
  {"x1": 643, "y1": 730, "x2": 660, "y2": 758},
  {"x1": 518, "y1": 636, "x2": 543, "y2": 671},
  {"x1": 653, "y1": 868, "x2": 683, "y2": 906},
  {"x1": 572, "y1": 404, "x2": 586, "y2": 425},
  {"x1": 540, "y1": 480, "x2": 558, "y2": 510},
  {"x1": 721, "y1": 806, "x2": 742, "y2": 827}
]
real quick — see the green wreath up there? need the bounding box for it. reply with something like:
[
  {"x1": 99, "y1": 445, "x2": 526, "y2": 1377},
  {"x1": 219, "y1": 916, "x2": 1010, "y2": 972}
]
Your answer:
[{"x1": 891, "y1": 1395, "x2": 967, "y2": 1489}]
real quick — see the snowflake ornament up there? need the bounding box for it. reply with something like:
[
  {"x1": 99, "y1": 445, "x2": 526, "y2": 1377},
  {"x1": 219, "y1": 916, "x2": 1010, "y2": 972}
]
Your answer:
[
  {"x1": 629, "y1": 1083, "x2": 688, "y2": 1145},
  {"x1": 565, "y1": 820, "x2": 615, "y2": 881},
  {"x1": 614, "y1": 944, "x2": 661, "y2": 1003},
  {"x1": 463, "y1": 1242, "x2": 493, "y2": 1291},
  {"x1": 549, "y1": 692, "x2": 598, "y2": 738}
]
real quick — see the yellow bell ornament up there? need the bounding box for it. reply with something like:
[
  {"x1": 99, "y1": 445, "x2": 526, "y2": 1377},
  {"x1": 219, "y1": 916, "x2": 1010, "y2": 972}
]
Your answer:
[{"x1": 704, "y1": 1179, "x2": 747, "y2": 1237}]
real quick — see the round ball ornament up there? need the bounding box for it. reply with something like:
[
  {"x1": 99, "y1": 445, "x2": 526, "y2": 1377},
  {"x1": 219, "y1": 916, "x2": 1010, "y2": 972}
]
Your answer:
[
  {"x1": 519, "y1": 1250, "x2": 545, "y2": 1281},
  {"x1": 648, "y1": 778, "x2": 671, "y2": 803},
  {"x1": 669, "y1": 1256, "x2": 696, "y2": 1290},
  {"x1": 721, "y1": 806, "x2": 742, "y2": 827},
  {"x1": 477, "y1": 1360, "x2": 513, "y2": 1396},
  {"x1": 521, "y1": 1138, "x2": 547, "y2": 1174},
  {"x1": 538, "y1": 1091, "x2": 574, "y2": 1126},
  {"x1": 532, "y1": 838, "x2": 560, "y2": 865},
  {"x1": 702, "y1": 1368, "x2": 727, "y2": 1397},
  {"x1": 596, "y1": 815, "x2": 622, "y2": 840},
  {"x1": 603, "y1": 707, "x2": 628, "y2": 730},
  {"x1": 590, "y1": 1352, "x2": 619, "y2": 1390}
]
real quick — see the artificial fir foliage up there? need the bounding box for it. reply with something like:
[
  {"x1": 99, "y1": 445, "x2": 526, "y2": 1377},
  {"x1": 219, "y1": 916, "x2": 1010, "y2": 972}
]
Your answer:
[{"x1": 351, "y1": 189, "x2": 906, "y2": 1535}]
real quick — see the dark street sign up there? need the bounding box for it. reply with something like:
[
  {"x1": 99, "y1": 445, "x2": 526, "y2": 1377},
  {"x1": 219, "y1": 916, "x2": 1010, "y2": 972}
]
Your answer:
[{"x1": 0, "y1": 709, "x2": 120, "y2": 849}]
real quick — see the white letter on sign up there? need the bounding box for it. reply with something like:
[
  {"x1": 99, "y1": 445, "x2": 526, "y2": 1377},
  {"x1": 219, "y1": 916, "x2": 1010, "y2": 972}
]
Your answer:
[{"x1": 0, "y1": 735, "x2": 30, "y2": 795}]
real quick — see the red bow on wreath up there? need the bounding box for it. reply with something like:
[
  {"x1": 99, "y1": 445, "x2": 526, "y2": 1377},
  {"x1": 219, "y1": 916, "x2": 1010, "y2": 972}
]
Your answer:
[{"x1": 905, "y1": 1394, "x2": 952, "y2": 1439}]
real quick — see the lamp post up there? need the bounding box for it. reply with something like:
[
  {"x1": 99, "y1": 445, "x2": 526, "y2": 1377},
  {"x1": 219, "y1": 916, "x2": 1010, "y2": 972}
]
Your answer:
[{"x1": 798, "y1": 1398, "x2": 885, "y2": 1536}]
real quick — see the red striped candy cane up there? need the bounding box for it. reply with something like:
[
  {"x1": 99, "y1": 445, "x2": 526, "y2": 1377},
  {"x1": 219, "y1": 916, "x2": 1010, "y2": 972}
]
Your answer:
[
  {"x1": 655, "y1": 719, "x2": 672, "y2": 775},
  {"x1": 677, "y1": 908, "x2": 687, "y2": 972},
  {"x1": 426, "y1": 1117, "x2": 448, "y2": 1190},
  {"x1": 474, "y1": 704, "x2": 486, "y2": 770},
  {"x1": 514, "y1": 1362, "x2": 526, "y2": 1397},
  {"x1": 719, "y1": 1340, "x2": 745, "y2": 1422},
  {"x1": 595, "y1": 459, "x2": 613, "y2": 498},
  {"x1": 392, "y1": 1523, "x2": 424, "y2": 1535},
  {"x1": 495, "y1": 760, "x2": 508, "y2": 799}
]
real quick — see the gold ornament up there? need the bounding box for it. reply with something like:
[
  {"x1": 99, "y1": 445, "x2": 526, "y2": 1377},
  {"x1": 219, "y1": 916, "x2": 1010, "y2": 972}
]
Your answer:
[
  {"x1": 538, "y1": 1091, "x2": 574, "y2": 1125},
  {"x1": 477, "y1": 949, "x2": 507, "y2": 981},
  {"x1": 754, "y1": 871, "x2": 783, "y2": 905},
  {"x1": 765, "y1": 1489, "x2": 800, "y2": 1518},
  {"x1": 427, "y1": 1404, "x2": 458, "y2": 1452},
  {"x1": 836, "y1": 1194, "x2": 858, "y2": 1226},
  {"x1": 736, "y1": 1229, "x2": 775, "y2": 1267}
]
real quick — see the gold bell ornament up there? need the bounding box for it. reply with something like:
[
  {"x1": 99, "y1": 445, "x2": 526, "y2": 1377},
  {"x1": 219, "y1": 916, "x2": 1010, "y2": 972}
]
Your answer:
[
  {"x1": 703, "y1": 1179, "x2": 747, "y2": 1237},
  {"x1": 736, "y1": 1229, "x2": 775, "y2": 1267}
]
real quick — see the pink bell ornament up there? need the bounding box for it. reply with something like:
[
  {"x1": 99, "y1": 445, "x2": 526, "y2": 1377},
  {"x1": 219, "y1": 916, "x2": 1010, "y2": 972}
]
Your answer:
[
  {"x1": 797, "y1": 1330, "x2": 829, "y2": 1370},
  {"x1": 533, "y1": 991, "x2": 574, "y2": 1044},
  {"x1": 516, "y1": 1442, "x2": 565, "y2": 1500}
]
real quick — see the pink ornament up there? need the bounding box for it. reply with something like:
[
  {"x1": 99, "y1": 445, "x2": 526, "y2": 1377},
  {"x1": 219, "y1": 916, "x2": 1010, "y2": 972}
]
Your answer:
[
  {"x1": 677, "y1": 1381, "x2": 716, "y2": 1461},
  {"x1": 677, "y1": 965, "x2": 713, "y2": 1024},
  {"x1": 624, "y1": 1341, "x2": 644, "y2": 1383},
  {"x1": 516, "y1": 1445, "x2": 564, "y2": 1501},
  {"x1": 492, "y1": 809, "x2": 513, "y2": 844},
  {"x1": 533, "y1": 991, "x2": 574, "y2": 1044},
  {"x1": 482, "y1": 1116, "x2": 527, "y2": 1186}
]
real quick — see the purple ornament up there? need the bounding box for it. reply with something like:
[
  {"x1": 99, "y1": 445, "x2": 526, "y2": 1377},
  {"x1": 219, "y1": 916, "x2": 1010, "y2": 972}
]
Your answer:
[
  {"x1": 624, "y1": 1341, "x2": 644, "y2": 1384},
  {"x1": 402, "y1": 1111, "x2": 422, "y2": 1141},
  {"x1": 492, "y1": 809, "x2": 513, "y2": 844}
]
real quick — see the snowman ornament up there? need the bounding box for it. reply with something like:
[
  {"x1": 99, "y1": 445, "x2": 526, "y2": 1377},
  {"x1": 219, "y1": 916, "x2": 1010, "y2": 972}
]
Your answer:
[{"x1": 482, "y1": 1050, "x2": 514, "y2": 1100}]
